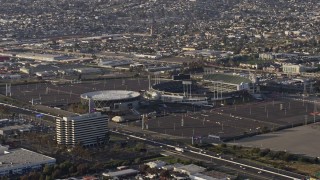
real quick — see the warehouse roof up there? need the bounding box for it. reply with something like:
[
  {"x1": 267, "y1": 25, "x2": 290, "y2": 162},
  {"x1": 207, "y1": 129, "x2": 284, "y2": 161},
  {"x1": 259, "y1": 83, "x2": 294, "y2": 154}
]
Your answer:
[
  {"x1": 102, "y1": 169, "x2": 139, "y2": 177},
  {"x1": 0, "y1": 148, "x2": 56, "y2": 171}
]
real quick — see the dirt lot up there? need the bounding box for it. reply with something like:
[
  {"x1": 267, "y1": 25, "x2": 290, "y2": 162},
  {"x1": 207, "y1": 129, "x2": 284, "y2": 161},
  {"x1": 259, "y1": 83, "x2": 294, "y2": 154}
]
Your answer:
[{"x1": 232, "y1": 123, "x2": 320, "y2": 158}]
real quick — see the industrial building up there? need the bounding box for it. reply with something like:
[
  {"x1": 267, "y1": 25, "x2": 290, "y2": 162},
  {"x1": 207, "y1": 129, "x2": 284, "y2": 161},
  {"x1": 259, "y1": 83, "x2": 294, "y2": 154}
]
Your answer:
[
  {"x1": 102, "y1": 169, "x2": 139, "y2": 179},
  {"x1": 282, "y1": 64, "x2": 306, "y2": 75},
  {"x1": 145, "y1": 160, "x2": 167, "y2": 169},
  {"x1": 98, "y1": 59, "x2": 133, "y2": 68},
  {"x1": 0, "y1": 146, "x2": 56, "y2": 176},
  {"x1": 73, "y1": 67, "x2": 101, "y2": 74},
  {"x1": 56, "y1": 112, "x2": 109, "y2": 147},
  {"x1": 15, "y1": 53, "x2": 71, "y2": 62},
  {"x1": 0, "y1": 124, "x2": 33, "y2": 136},
  {"x1": 174, "y1": 164, "x2": 206, "y2": 175}
]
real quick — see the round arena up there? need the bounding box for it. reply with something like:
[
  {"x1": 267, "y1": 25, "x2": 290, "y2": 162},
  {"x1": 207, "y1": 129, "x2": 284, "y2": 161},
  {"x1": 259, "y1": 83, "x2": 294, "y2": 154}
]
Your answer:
[{"x1": 81, "y1": 90, "x2": 141, "y2": 111}]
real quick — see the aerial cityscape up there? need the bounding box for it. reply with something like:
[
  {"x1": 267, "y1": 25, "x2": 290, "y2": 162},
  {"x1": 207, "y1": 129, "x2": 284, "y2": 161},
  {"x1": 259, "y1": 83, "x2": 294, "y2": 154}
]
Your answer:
[{"x1": 0, "y1": 0, "x2": 320, "y2": 179}]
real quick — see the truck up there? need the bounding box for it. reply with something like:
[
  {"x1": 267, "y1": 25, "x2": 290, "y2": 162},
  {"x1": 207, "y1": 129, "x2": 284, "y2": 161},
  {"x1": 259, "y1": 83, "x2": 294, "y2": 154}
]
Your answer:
[{"x1": 175, "y1": 147, "x2": 184, "y2": 152}]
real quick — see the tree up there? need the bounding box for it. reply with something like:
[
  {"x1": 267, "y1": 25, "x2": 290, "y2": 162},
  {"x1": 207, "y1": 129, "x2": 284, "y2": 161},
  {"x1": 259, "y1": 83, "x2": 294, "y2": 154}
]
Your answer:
[
  {"x1": 259, "y1": 148, "x2": 270, "y2": 157},
  {"x1": 28, "y1": 171, "x2": 41, "y2": 180},
  {"x1": 43, "y1": 165, "x2": 53, "y2": 175},
  {"x1": 59, "y1": 161, "x2": 72, "y2": 175},
  {"x1": 282, "y1": 152, "x2": 296, "y2": 162},
  {"x1": 160, "y1": 170, "x2": 170, "y2": 179},
  {"x1": 261, "y1": 126, "x2": 269, "y2": 133},
  {"x1": 39, "y1": 174, "x2": 45, "y2": 180},
  {"x1": 45, "y1": 175, "x2": 53, "y2": 180},
  {"x1": 220, "y1": 143, "x2": 227, "y2": 148},
  {"x1": 77, "y1": 163, "x2": 89, "y2": 175},
  {"x1": 134, "y1": 142, "x2": 145, "y2": 151},
  {"x1": 139, "y1": 164, "x2": 149, "y2": 173},
  {"x1": 251, "y1": 147, "x2": 261, "y2": 154},
  {"x1": 69, "y1": 165, "x2": 76, "y2": 175},
  {"x1": 52, "y1": 169, "x2": 61, "y2": 179},
  {"x1": 20, "y1": 175, "x2": 29, "y2": 180},
  {"x1": 134, "y1": 157, "x2": 142, "y2": 164}
]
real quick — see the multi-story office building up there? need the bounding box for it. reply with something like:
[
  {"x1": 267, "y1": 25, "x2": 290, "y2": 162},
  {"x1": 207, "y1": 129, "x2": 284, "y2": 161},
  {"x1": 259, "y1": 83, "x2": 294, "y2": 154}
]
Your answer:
[{"x1": 56, "y1": 112, "x2": 109, "y2": 147}]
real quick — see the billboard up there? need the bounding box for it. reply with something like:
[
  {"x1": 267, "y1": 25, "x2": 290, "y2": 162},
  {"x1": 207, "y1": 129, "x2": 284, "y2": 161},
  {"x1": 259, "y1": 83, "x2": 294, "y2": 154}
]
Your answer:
[{"x1": 172, "y1": 74, "x2": 191, "y2": 80}]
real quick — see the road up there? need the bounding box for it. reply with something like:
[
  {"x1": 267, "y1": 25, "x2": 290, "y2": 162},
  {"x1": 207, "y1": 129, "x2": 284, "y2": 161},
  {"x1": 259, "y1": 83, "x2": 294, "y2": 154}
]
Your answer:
[
  {"x1": 112, "y1": 130, "x2": 306, "y2": 180},
  {"x1": 0, "y1": 102, "x2": 58, "y2": 125}
]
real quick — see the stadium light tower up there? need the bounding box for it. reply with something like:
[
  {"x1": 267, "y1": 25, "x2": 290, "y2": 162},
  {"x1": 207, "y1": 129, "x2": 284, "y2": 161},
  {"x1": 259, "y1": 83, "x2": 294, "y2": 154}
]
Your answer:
[
  {"x1": 148, "y1": 75, "x2": 151, "y2": 90},
  {"x1": 88, "y1": 98, "x2": 95, "y2": 113},
  {"x1": 5, "y1": 83, "x2": 11, "y2": 97},
  {"x1": 182, "y1": 81, "x2": 192, "y2": 97},
  {"x1": 181, "y1": 115, "x2": 184, "y2": 127},
  {"x1": 221, "y1": 82, "x2": 223, "y2": 99},
  {"x1": 142, "y1": 114, "x2": 149, "y2": 130}
]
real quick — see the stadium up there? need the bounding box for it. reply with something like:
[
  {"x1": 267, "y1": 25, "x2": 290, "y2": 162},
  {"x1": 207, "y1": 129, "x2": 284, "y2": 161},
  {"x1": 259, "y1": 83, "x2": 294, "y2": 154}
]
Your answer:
[
  {"x1": 146, "y1": 80, "x2": 209, "y2": 105},
  {"x1": 81, "y1": 90, "x2": 141, "y2": 112},
  {"x1": 202, "y1": 74, "x2": 253, "y2": 94}
]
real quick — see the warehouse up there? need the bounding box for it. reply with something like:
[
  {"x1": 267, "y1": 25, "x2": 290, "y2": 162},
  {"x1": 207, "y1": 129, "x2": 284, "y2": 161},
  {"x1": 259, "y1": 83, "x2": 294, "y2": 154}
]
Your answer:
[{"x1": 0, "y1": 146, "x2": 56, "y2": 176}]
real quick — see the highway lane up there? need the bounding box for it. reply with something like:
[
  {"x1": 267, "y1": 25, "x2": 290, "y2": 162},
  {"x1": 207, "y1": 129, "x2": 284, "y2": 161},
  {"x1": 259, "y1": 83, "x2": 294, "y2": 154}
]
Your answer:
[
  {"x1": 0, "y1": 102, "x2": 58, "y2": 124},
  {"x1": 162, "y1": 149, "x2": 270, "y2": 180},
  {"x1": 111, "y1": 130, "x2": 306, "y2": 180},
  {"x1": 187, "y1": 145, "x2": 306, "y2": 180}
]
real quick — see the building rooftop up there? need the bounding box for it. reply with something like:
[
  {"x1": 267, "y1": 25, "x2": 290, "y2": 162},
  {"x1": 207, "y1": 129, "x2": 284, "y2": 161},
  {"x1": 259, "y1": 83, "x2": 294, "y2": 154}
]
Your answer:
[
  {"x1": 64, "y1": 112, "x2": 106, "y2": 121},
  {"x1": 202, "y1": 170, "x2": 235, "y2": 179},
  {"x1": 145, "y1": 160, "x2": 167, "y2": 168},
  {"x1": 102, "y1": 169, "x2": 139, "y2": 177},
  {"x1": 174, "y1": 164, "x2": 206, "y2": 175},
  {"x1": 0, "y1": 148, "x2": 56, "y2": 171},
  {"x1": 0, "y1": 124, "x2": 33, "y2": 131},
  {"x1": 81, "y1": 90, "x2": 140, "y2": 101}
]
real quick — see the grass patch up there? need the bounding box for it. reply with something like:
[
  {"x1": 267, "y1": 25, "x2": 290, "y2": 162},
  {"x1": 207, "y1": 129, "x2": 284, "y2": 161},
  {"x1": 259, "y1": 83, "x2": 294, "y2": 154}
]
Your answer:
[{"x1": 201, "y1": 143, "x2": 320, "y2": 178}]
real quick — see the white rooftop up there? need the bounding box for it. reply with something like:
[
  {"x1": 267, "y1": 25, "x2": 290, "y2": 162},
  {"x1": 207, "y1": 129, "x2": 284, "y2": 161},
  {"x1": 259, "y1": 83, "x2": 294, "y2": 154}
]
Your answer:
[
  {"x1": 102, "y1": 169, "x2": 139, "y2": 177},
  {"x1": 0, "y1": 148, "x2": 56, "y2": 171},
  {"x1": 174, "y1": 164, "x2": 206, "y2": 175},
  {"x1": 81, "y1": 90, "x2": 140, "y2": 101}
]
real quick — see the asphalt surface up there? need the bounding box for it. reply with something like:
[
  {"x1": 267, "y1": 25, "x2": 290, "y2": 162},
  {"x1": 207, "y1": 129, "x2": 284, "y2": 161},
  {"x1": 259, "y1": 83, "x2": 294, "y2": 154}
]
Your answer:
[{"x1": 1, "y1": 78, "x2": 150, "y2": 107}]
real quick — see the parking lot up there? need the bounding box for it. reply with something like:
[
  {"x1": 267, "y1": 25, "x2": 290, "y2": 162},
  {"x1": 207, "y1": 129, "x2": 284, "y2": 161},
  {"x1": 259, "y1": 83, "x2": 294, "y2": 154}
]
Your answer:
[
  {"x1": 130, "y1": 98, "x2": 320, "y2": 141},
  {"x1": 2, "y1": 79, "x2": 320, "y2": 142},
  {"x1": 1, "y1": 78, "x2": 150, "y2": 107}
]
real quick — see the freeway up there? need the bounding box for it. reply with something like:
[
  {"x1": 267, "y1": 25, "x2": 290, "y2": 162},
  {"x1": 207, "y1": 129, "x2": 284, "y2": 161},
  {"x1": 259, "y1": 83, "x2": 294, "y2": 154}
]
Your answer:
[
  {"x1": 0, "y1": 102, "x2": 58, "y2": 121},
  {"x1": 111, "y1": 130, "x2": 306, "y2": 180}
]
